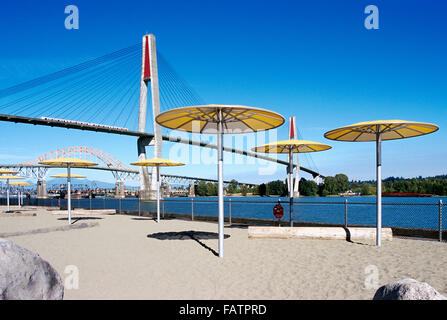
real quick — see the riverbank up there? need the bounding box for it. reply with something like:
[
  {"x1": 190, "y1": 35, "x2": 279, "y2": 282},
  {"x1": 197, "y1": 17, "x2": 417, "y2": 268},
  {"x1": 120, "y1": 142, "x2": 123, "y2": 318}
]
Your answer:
[{"x1": 1, "y1": 206, "x2": 447, "y2": 299}]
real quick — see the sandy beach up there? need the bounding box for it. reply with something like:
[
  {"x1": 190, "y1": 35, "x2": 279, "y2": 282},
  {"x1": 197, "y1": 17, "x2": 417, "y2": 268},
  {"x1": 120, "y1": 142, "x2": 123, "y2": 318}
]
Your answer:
[{"x1": 1, "y1": 206, "x2": 447, "y2": 300}]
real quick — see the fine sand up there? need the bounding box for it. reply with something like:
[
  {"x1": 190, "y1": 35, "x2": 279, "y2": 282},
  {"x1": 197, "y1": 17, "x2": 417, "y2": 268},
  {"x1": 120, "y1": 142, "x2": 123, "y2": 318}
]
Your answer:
[{"x1": 1, "y1": 206, "x2": 447, "y2": 300}]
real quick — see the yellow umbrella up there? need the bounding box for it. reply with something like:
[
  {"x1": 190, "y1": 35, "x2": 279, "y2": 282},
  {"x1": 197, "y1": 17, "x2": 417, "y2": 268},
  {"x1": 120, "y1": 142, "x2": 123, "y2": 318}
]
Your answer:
[
  {"x1": 9, "y1": 181, "x2": 31, "y2": 208},
  {"x1": 0, "y1": 168, "x2": 18, "y2": 174},
  {"x1": 252, "y1": 139, "x2": 331, "y2": 226},
  {"x1": 39, "y1": 158, "x2": 97, "y2": 224},
  {"x1": 156, "y1": 104, "x2": 285, "y2": 258},
  {"x1": 50, "y1": 173, "x2": 86, "y2": 179},
  {"x1": 0, "y1": 175, "x2": 24, "y2": 212},
  {"x1": 324, "y1": 120, "x2": 439, "y2": 246},
  {"x1": 131, "y1": 158, "x2": 184, "y2": 223},
  {"x1": 9, "y1": 181, "x2": 31, "y2": 186}
]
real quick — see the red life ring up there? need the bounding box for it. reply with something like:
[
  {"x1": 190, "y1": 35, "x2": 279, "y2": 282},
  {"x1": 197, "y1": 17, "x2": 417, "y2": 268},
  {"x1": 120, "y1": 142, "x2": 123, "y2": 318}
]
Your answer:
[{"x1": 273, "y1": 203, "x2": 284, "y2": 219}]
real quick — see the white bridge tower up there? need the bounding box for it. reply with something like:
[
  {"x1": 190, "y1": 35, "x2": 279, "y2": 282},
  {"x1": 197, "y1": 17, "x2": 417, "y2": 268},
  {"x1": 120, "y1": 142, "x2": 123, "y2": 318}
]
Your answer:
[{"x1": 137, "y1": 34, "x2": 162, "y2": 200}]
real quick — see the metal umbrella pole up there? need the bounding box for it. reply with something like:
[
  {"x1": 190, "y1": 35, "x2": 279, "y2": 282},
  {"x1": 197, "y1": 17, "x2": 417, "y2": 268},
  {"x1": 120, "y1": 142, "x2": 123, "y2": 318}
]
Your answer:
[
  {"x1": 6, "y1": 178, "x2": 10, "y2": 212},
  {"x1": 157, "y1": 164, "x2": 160, "y2": 223},
  {"x1": 217, "y1": 109, "x2": 224, "y2": 258},
  {"x1": 324, "y1": 120, "x2": 439, "y2": 247},
  {"x1": 288, "y1": 149, "x2": 294, "y2": 227},
  {"x1": 67, "y1": 164, "x2": 72, "y2": 225},
  {"x1": 376, "y1": 128, "x2": 382, "y2": 247},
  {"x1": 18, "y1": 186, "x2": 21, "y2": 208}
]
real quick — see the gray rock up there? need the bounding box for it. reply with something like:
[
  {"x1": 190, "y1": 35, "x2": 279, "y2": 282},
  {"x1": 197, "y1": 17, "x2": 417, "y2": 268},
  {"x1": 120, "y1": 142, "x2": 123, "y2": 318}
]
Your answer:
[
  {"x1": 0, "y1": 238, "x2": 64, "y2": 300},
  {"x1": 373, "y1": 278, "x2": 446, "y2": 300}
]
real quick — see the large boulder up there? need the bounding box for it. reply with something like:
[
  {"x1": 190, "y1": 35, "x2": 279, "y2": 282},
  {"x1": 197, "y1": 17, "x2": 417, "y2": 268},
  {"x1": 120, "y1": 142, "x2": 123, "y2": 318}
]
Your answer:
[
  {"x1": 0, "y1": 238, "x2": 64, "y2": 300},
  {"x1": 373, "y1": 278, "x2": 446, "y2": 300}
]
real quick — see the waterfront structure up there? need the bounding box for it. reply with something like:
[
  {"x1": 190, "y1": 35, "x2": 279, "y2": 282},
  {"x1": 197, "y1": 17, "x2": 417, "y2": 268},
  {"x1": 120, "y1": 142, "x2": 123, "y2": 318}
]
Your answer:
[
  {"x1": 9, "y1": 181, "x2": 31, "y2": 208},
  {"x1": 324, "y1": 120, "x2": 439, "y2": 246},
  {"x1": 137, "y1": 34, "x2": 162, "y2": 201},
  {"x1": 131, "y1": 158, "x2": 184, "y2": 223},
  {"x1": 156, "y1": 104, "x2": 285, "y2": 258},
  {"x1": 0, "y1": 170, "x2": 23, "y2": 212},
  {"x1": 252, "y1": 140, "x2": 331, "y2": 226},
  {"x1": 39, "y1": 158, "x2": 97, "y2": 224}
]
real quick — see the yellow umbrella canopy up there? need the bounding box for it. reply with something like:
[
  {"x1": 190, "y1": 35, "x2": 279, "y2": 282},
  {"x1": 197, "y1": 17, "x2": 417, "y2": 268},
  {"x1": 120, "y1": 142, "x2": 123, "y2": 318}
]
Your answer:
[
  {"x1": 0, "y1": 175, "x2": 24, "y2": 180},
  {"x1": 50, "y1": 173, "x2": 86, "y2": 178},
  {"x1": 324, "y1": 119, "x2": 439, "y2": 247},
  {"x1": 9, "y1": 181, "x2": 31, "y2": 186},
  {"x1": 131, "y1": 158, "x2": 184, "y2": 167},
  {"x1": 324, "y1": 120, "x2": 439, "y2": 142},
  {"x1": 252, "y1": 139, "x2": 332, "y2": 153},
  {"x1": 39, "y1": 157, "x2": 97, "y2": 167},
  {"x1": 252, "y1": 139, "x2": 331, "y2": 227},
  {"x1": 131, "y1": 158, "x2": 184, "y2": 224},
  {"x1": 38, "y1": 158, "x2": 96, "y2": 225},
  {"x1": 155, "y1": 104, "x2": 285, "y2": 134},
  {"x1": 156, "y1": 104, "x2": 284, "y2": 259},
  {"x1": 0, "y1": 175, "x2": 24, "y2": 211},
  {"x1": 0, "y1": 168, "x2": 18, "y2": 174}
]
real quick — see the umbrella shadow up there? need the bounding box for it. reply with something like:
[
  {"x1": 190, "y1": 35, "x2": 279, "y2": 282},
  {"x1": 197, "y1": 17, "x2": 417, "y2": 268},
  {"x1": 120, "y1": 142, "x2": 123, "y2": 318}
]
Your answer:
[
  {"x1": 131, "y1": 217, "x2": 177, "y2": 222},
  {"x1": 343, "y1": 227, "x2": 372, "y2": 246},
  {"x1": 131, "y1": 217, "x2": 156, "y2": 222},
  {"x1": 147, "y1": 231, "x2": 230, "y2": 257},
  {"x1": 57, "y1": 217, "x2": 103, "y2": 224},
  {"x1": 224, "y1": 223, "x2": 249, "y2": 230}
]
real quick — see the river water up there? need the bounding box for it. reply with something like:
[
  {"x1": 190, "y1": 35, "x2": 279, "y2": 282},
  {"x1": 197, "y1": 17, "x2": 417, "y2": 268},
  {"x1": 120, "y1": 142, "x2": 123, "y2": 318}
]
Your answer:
[{"x1": 37, "y1": 195, "x2": 447, "y2": 231}]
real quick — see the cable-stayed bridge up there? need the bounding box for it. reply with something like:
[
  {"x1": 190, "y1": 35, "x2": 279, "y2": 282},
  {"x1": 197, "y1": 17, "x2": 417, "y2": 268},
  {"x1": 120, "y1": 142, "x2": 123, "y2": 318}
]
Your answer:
[{"x1": 0, "y1": 34, "x2": 325, "y2": 200}]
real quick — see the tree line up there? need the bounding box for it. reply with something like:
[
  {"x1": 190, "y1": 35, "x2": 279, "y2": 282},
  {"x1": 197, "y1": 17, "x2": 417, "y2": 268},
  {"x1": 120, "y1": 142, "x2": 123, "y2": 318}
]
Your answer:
[{"x1": 194, "y1": 174, "x2": 447, "y2": 197}]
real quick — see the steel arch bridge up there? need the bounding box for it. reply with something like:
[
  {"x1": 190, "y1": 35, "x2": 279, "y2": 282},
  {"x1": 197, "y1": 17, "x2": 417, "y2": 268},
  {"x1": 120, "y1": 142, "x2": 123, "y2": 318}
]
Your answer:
[
  {"x1": 23, "y1": 146, "x2": 131, "y2": 170},
  {"x1": 0, "y1": 146, "x2": 257, "y2": 187},
  {"x1": 20, "y1": 146, "x2": 136, "y2": 181}
]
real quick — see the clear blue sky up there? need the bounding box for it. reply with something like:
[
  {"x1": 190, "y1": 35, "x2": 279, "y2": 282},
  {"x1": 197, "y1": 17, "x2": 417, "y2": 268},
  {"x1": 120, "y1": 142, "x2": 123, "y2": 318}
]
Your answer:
[{"x1": 0, "y1": 0, "x2": 446, "y2": 184}]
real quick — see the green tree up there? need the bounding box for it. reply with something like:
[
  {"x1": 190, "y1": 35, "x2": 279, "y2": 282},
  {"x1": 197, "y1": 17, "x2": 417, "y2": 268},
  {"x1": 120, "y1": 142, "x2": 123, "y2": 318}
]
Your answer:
[
  {"x1": 266, "y1": 180, "x2": 287, "y2": 196},
  {"x1": 335, "y1": 174, "x2": 349, "y2": 193},
  {"x1": 321, "y1": 176, "x2": 337, "y2": 195},
  {"x1": 258, "y1": 183, "x2": 267, "y2": 197},
  {"x1": 205, "y1": 182, "x2": 217, "y2": 196},
  {"x1": 299, "y1": 178, "x2": 318, "y2": 196},
  {"x1": 360, "y1": 183, "x2": 375, "y2": 195},
  {"x1": 227, "y1": 179, "x2": 239, "y2": 194},
  {"x1": 240, "y1": 184, "x2": 248, "y2": 196},
  {"x1": 195, "y1": 181, "x2": 208, "y2": 196}
]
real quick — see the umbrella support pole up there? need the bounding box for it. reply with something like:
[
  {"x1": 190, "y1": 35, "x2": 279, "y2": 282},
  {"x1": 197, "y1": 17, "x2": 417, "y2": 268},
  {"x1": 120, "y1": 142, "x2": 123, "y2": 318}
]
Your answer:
[
  {"x1": 288, "y1": 150, "x2": 294, "y2": 227},
  {"x1": 376, "y1": 131, "x2": 382, "y2": 247},
  {"x1": 67, "y1": 165, "x2": 72, "y2": 225},
  {"x1": 6, "y1": 179, "x2": 10, "y2": 212},
  {"x1": 157, "y1": 165, "x2": 160, "y2": 223},
  {"x1": 217, "y1": 112, "x2": 224, "y2": 258}
]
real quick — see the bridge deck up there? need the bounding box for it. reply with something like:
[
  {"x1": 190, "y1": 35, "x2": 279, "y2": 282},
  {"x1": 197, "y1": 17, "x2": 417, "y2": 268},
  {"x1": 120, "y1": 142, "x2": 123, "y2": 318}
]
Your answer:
[{"x1": 0, "y1": 113, "x2": 323, "y2": 178}]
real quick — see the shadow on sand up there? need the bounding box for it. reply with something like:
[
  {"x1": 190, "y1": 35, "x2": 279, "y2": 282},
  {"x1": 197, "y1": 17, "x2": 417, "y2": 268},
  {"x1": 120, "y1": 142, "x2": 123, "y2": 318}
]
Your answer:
[
  {"x1": 343, "y1": 227, "x2": 371, "y2": 246},
  {"x1": 147, "y1": 231, "x2": 230, "y2": 257},
  {"x1": 131, "y1": 217, "x2": 177, "y2": 222},
  {"x1": 57, "y1": 217, "x2": 104, "y2": 224}
]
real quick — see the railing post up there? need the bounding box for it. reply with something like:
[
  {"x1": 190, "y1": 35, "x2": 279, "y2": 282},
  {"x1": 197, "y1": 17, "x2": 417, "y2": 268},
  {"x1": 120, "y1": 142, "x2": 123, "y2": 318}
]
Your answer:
[
  {"x1": 138, "y1": 197, "x2": 141, "y2": 216},
  {"x1": 103, "y1": 197, "x2": 105, "y2": 209},
  {"x1": 119, "y1": 197, "x2": 121, "y2": 214},
  {"x1": 344, "y1": 199, "x2": 348, "y2": 228},
  {"x1": 229, "y1": 199, "x2": 232, "y2": 225},
  {"x1": 191, "y1": 198, "x2": 194, "y2": 221},
  {"x1": 89, "y1": 194, "x2": 92, "y2": 210},
  {"x1": 439, "y1": 200, "x2": 443, "y2": 242}
]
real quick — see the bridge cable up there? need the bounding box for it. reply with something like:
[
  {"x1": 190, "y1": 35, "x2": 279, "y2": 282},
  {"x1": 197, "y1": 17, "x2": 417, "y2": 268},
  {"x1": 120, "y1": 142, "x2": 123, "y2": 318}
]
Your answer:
[
  {"x1": 27, "y1": 51, "x2": 141, "y2": 119},
  {"x1": 0, "y1": 44, "x2": 140, "y2": 99}
]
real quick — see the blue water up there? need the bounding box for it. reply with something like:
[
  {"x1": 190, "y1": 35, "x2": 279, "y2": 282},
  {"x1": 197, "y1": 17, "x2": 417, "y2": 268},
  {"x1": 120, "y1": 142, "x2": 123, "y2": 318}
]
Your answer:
[
  {"x1": 7, "y1": 195, "x2": 447, "y2": 231},
  {"x1": 161, "y1": 196, "x2": 447, "y2": 230}
]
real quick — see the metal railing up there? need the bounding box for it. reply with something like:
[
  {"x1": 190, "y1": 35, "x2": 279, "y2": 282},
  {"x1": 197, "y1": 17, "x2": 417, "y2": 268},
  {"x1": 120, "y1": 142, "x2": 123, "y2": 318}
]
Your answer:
[{"x1": 1, "y1": 196, "x2": 445, "y2": 242}]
